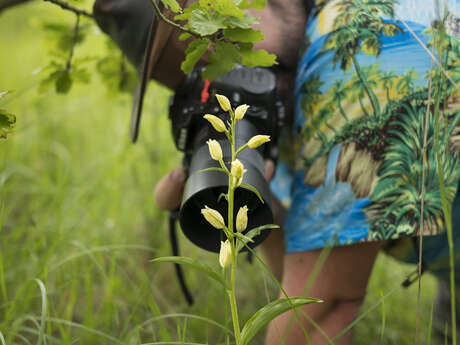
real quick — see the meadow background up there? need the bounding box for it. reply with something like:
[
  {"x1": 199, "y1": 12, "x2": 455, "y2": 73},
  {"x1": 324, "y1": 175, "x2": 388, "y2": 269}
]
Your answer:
[{"x1": 0, "y1": 1, "x2": 445, "y2": 344}]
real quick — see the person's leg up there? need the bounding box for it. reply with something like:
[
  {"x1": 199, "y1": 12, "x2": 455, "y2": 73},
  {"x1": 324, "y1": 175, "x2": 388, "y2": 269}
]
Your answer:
[
  {"x1": 266, "y1": 241, "x2": 382, "y2": 345},
  {"x1": 259, "y1": 226, "x2": 285, "y2": 282},
  {"x1": 258, "y1": 191, "x2": 287, "y2": 281}
]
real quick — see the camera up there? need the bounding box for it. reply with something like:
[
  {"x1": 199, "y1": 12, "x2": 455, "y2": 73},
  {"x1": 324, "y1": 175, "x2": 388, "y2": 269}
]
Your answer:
[{"x1": 169, "y1": 65, "x2": 285, "y2": 253}]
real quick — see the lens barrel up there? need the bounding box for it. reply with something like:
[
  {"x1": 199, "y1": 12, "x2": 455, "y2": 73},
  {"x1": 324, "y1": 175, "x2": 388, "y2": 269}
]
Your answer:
[{"x1": 179, "y1": 119, "x2": 273, "y2": 253}]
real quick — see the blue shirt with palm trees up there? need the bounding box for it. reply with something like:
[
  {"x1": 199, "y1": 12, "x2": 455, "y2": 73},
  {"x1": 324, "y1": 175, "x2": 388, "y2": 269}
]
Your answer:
[{"x1": 271, "y1": 0, "x2": 460, "y2": 253}]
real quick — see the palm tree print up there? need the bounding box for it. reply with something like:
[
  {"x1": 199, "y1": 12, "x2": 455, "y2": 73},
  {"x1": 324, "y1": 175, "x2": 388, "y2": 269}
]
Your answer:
[
  {"x1": 321, "y1": 0, "x2": 403, "y2": 118},
  {"x1": 396, "y1": 69, "x2": 418, "y2": 95},
  {"x1": 330, "y1": 79, "x2": 350, "y2": 121},
  {"x1": 380, "y1": 70, "x2": 397, "y2": 103},
  {"x1": 300, "y1": 74, "x2": 324, "y2": 117},
  {"x1": 366, "y1": 101, "x2": 460, "y2": 239}
]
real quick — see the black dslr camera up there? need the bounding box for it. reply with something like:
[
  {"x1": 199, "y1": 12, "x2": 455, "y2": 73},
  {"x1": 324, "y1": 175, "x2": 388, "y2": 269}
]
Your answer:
[{"x1": 170, "y1": 65, "x2": 285, "y2": 252}]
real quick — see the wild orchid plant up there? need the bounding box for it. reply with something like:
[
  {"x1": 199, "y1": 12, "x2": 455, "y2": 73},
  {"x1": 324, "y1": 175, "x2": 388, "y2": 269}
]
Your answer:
[{"x1": 154, "y1": 94, "x2": 319, "y2": 345}]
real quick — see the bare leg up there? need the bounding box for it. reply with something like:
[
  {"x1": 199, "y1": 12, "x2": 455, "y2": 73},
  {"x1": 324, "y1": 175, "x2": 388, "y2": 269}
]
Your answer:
[
  {"x1": 266, "y1": 241, "x2": 382, "y2": 345},
  {"x1": 258, "y1": 192, "x2": 286, "y2": 281}
]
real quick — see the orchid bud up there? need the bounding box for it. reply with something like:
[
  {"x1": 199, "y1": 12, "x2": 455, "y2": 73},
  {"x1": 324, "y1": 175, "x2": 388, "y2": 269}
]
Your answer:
[
  {"x1": 234, "y1": 104, "x2": 249, "y2": 121},
  {"x1": 201, "y1": 205, "x2": 226, "y2": 229},
  {"x1": 236, "y1": 206, "x2": 248, "y2": 233},
  {"x1": 231, "y1": 159, "x2": 246, "y2": 180},
  {"x1": 219, "y1": 240, "x2": 232, "y2": 268},
  {"x1": 247, "y1": 135, "x2": 271, "y2": 149},
  {"x1": 216, "y1": 94, "x2": 231, "y2": 112},
  {"x1": 206, "y1": 139, "x2": 223, "y2": 161},
  {"x1": 204, "y1": 114, "x2": 227, "y2": 133}
]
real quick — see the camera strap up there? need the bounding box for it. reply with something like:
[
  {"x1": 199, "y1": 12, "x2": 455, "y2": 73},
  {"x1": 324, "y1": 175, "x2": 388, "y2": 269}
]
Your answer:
[
  {"x1": 169, "y1": 210, "x2": 194, "y2": 305},
  {"x1": 131, "y1": 0, "x2": 187, "y2": 143}
]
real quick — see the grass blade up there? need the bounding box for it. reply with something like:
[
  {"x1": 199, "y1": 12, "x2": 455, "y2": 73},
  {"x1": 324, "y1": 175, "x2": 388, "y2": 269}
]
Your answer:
[
  {"x1": 140, "y1": 341, "x2": 208, "y2": 345},
  {"x1": 37, "y1": 317, "x2": 126, "y2": 345},
  {"x1": 378, "y1": 290, "x2": 386, "y2": 345},
  {"x1": 0, "y1": 330, "x2": 5, "y2": 345},
  {"x1": 426, "y1": 300, "x2": 434, "y2": 345},
  {"x1": 151, "y1": 256, "x2": 229, "y2": 289},
  {"x1": 240, "y1": 297, "x2": 321, "y2": 345},
  {"x1": 34, "y1": 279, "x2": 47, "y2": 345}
]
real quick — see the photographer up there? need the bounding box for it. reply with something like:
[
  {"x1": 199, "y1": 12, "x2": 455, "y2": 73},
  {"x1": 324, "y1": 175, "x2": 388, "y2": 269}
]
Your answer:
[{"x1": 94, "y1": 1, "x2": 460, "y2": 344}]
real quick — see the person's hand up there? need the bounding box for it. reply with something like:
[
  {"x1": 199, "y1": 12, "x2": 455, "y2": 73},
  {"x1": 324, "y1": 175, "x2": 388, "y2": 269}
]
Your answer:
[
  {"x1": 154, "y1": 167, "x2": 186, "y2": 210},
  {"x1": 154, "y1": 160, "x2": 276, "y2": 211}
]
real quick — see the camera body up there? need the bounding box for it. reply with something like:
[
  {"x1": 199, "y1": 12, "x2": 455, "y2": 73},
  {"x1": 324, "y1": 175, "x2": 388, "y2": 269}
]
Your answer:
[{"x1": 169, "y1": 65, "x2": 285, "y2": 252}]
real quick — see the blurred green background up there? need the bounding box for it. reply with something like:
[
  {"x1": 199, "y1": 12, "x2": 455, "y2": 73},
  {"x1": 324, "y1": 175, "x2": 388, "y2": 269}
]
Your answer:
[{"x1": 0, "y1": 1, "x2": 445, "y2": 344}]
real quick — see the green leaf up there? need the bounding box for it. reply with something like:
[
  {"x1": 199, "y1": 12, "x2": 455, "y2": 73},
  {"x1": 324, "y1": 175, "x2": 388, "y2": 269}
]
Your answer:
[
  {"x1": 236, "y1": 224, "x2": 279, "y2": 252},
  {"x1": 152, "y1": 256, "x2": 229, "y2": 289},
  {"x1": 223, "y1": 28, "x2": 264, "y2": 42},
  {"x1": 240, "y1": 46, "x2": 277, "y2": 67},
  {"x1": 179, "y1": 33, "x2": 192, "y2": 41},
  {"x1": 239, "y1": 183, "x2": 264, "y2": 203},
  {"x1": 197, "y1": 167, "x2": 227, "y2": 174},
  {"x1": 0, "y1": 109, "x2": 16, "y2": 139},
  {"x1": 188, "y1": 9, "x2": 226, "y2": 36},
  {"x1": 217, "y1": 193, "x2": 228, "y2": 203},
  {"x1": 181, "y1": 38, "x2": 210, "y2": 74},
  {"x1": 175, "y1": 2, "x2": 201, "y2": 20},
  {"x1": 238, "y1": 0, "x2": 267, "y2": 10},
  {"x1": 235, "y1": 232, "x2": 255, "y2": 244},
  {"x1": 224, "y1": 13, "x2": 259, "y2": 28},
  {"x1": 72, "y1": 67, "x2": 91, "y2": 84},
  {"x1": 202, "y1": 42, "x2": 239, "y2": 81},
  {"x1": 240, "y1": 297, "x2": 321, "y2": 345},
  {"x1": 214, "y1": 0, "x2": 245, "y2": 18},
  {"x1": 160, "y1": 0, "x2": 182, "y2": 13},
  {"x1": 55, "y1": 70, "x2": 72, "y2": 94}
]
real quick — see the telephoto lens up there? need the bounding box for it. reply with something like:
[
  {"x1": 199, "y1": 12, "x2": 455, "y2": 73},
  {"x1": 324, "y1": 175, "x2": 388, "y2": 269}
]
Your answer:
[{"x1": 169, "y1": 65, "x2": 284, "y2": 252}]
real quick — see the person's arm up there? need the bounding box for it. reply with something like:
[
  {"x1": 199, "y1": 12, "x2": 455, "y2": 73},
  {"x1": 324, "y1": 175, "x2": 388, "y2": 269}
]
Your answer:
[{"x1": 93, "y1": 0, "x2": 154, "y2": 68}]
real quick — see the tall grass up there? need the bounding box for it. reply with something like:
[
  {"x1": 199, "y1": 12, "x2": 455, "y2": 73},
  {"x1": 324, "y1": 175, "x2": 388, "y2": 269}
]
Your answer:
[{"x1": 0, "y1": 2, "x2": 444, "y2": 345}]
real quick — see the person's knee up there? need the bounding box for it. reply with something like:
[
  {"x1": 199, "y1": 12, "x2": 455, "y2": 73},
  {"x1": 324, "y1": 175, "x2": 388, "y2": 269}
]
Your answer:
[{"x1": 331, "y1": 296, "x2": 364, "y2": 325}]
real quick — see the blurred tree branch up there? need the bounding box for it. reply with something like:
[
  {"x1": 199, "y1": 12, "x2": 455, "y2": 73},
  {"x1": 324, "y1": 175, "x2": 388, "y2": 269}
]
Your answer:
[{"x1": 43, "y1": 0, "x2": 93, "y2": 18}]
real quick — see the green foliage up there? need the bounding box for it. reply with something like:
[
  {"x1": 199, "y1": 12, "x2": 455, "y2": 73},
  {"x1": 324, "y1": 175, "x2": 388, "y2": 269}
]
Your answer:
[
  {"x1": 160, "y1": 0, "x2": 182, "y2": 13},
  {"x1": 223, "y1": 28, "x2": 264, "y2": 42},
  {"x1": 175, "y1": 0, "x2": 276, "y2": 80},
  {"x1": 0, "y1": 91, "x2": 16, "y2": 139},
  {"x1": 238, "y1": 0, "x2": 267, "y2": 10},
  {"x1": 39, "y1": 60, "x2": 91, "y2": 94},
  {"x1": 0, "y1": 110, "x2": 16, "y2": 139},
  {"x1": 240, "y1": 44, "x2": 277, "y2": 67},
  {"x1": 39, "y1": 16, "x2": 92, "y2": 94},
  {"x1": 41, "y1": 20, "x2": 90, "y2": 52},
  {"x1": 187, "y1": 9, "x2": 228, "y2": 35},
  {"x1": 202, "y1": 42, "x2": 240, "y2": 80},
  {"x1": 95, "y1": 40, "x2": 138, "y2": 94},
  {"x1": 181, "y1": 38, "x2": 210, "y2": 74}
]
